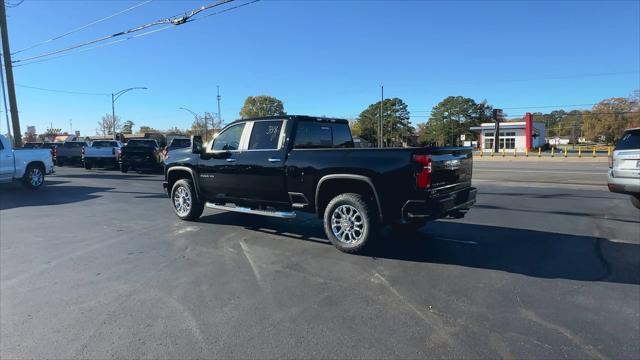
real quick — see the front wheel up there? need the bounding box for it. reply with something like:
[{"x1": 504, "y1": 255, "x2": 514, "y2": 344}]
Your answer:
[
  {"x1": 631, "y1": 195, "x2": 640, "y2": 209},
  {"x1": 171, "y1": 179, "x2": 204, "y2": 221},
  {"x1": 22, "y1": 164, "x2": 45, "y2": 189},
  {"x1": 323, "y1": 193, "x2": 378, "y2": 253}
]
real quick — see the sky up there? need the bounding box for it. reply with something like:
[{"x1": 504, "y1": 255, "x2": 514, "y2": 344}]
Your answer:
[{"x1": 2, "y1": 0, "x2": 639, "y2": 137}]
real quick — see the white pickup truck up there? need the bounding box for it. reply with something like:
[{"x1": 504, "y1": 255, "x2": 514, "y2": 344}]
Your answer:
[
  {"x1": 0, "y1": 134, "x2": 55, "y2": 189},
  {"x1": 82, "y1": 140, "x2": 122, "y2": 169}
]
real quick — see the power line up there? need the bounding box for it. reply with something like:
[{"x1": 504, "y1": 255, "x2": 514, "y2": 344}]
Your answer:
[
  {"x1": 11, "y1": 0, "x2": 260, "y2": 68},
  {"x1": 15, "y1": 83, "x2": 109, "y2": 96},
  {"x1": 11, "y1": 0, "x2": 154, "y2": 55},
  {"x1": 12, "y1": 0, "x2": 238, "y2": 64},
  {"x1": 13, "y1": 24, "x2": 175, "y2": 67}
]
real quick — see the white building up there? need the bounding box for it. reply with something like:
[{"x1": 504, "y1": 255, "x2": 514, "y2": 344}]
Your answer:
[{"x1": 470, "y1": 117, "x2": 545, "y2": 152}]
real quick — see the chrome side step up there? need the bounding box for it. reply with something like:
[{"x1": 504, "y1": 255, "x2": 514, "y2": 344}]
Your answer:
[{"x1": 206, "y1": 203, "x2": 296, "y2": 219}]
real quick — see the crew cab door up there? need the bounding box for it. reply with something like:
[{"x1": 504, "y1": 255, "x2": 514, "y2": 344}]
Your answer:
[
  {"x1": 197, "y1": 122, "x2": 247, "y2": 202},
  {"x1": 235, "y1": 119, "x2": 289, "y2": 206},
  {"x1": 0, "y1": 137, "x2": 14, "y2": 181}
]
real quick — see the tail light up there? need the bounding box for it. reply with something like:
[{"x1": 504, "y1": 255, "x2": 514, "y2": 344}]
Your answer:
[
  {"x1": 413, "y1": 154, "x2": 432, "y2": 189},
  {"x1": 81, "y1": 146, "x2": 85, "y2": 158},
  {"x1": 608, "y1": 156, "x2": 613, "y2": 169},
  {"x1": 116, "y1": 148, "x2": 121, "y2": 160}
]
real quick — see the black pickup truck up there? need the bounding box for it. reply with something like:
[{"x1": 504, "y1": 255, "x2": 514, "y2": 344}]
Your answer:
[
  {"x1": 163, "y1": 115, "x2": 476, "y2": 253},
  {"x1": 119, "y1": 139, "x2": 163, "y2": 173}
]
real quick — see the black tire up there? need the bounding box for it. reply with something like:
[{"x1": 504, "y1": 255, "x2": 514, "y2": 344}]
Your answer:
[
  {"x1": 56, "y1": 159, "x2": 64, "y2": 167},
  {"x1": 323, "y1": 193, "x2": 378, "y2": 253},
  {"x1": 22, "y1": 163, "x2": 45, "y2": 189},
  {"x1": 84, "y1": 161, "x2": 93, "y2": 170},
  {"x1": 390, "y1": 218, "x2": 428, "y2": 233},
  {"x1": 120, "y1": 164, "x2": 129, "y2": 173},
  {"x1": 631, "y1": 195, "x2": 640, "y2": 210},
  {"x1": 170, "y1": 179, "x2": 204, "y2": 221}
]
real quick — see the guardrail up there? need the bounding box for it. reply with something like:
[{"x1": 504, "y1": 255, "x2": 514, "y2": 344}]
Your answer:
[{"x1": 475, "y1": 146, "x2": 612, "y2": 159}]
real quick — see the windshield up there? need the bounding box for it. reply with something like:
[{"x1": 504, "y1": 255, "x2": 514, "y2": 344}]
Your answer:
[
  {"x1": 92, "y1": 141, "x2": 118, "y2": 147},
  {"x1": 169, "y1": 139, "x2": 191, "y2": 148}
]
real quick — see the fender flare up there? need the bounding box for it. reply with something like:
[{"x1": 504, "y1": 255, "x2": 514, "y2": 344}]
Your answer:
[
  {"x1": 315, "y1": 174, "x2": 383, "y2": 222},
  {"x1": 166, "y1": 166, "x2": 201, "y2": 200}
]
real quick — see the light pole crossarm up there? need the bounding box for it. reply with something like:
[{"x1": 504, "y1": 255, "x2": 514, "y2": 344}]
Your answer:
[{"x1": 113, "y1": 87, "x2": 147, "y2": 102}]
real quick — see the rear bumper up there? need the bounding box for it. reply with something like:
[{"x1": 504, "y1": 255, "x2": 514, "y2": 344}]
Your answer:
[
  {"x1": 401, "y1": 187, "x2": 477, "y2": 220},
  {"x1": 608, "y1": 171, "x2": 640, "y2": 195}
]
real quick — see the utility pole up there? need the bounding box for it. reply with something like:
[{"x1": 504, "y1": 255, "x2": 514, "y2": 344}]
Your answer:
[
  {"x1": 0, "y1": 51, "x2": 10, "y2": 141},
  {"x1": 216, "y1": 85, "x2": 222, "y2": 126},
  {"x1": 0, "y1": 1, "x2": 22, "y2": 146},
  {"x1": 379, "y1": 85, "x2": 383, "y2": 148}
]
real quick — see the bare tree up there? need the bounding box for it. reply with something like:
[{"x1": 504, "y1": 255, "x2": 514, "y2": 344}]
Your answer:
[{"x1": 96, "y1": 114, "x2": 122, "y2": 136}]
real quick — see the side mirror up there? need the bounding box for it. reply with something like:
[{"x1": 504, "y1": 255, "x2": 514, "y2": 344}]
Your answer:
[{"x1": 191, "y1": 135, "x2": 203, "y2": 154}]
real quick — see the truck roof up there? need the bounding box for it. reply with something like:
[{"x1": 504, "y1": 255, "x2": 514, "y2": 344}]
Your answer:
[{"x1": 228, "y1": 115, "x2": 349, "y2": 126}]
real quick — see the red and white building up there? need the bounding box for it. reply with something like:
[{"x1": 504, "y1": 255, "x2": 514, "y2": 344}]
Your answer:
[{"x1": 470, "y1": 113, "x2": 546, "y2": 152}]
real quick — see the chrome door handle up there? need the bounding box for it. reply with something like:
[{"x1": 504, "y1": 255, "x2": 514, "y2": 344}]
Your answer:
[
  {"x1": 268, "y1": 158, "x2": 281, "y2": 163},
  {"x1": 226, "y1": 158, "x2": 237, "y2": 163}
]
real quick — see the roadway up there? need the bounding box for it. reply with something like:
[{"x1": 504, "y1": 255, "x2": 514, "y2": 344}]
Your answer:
[{"x1": 1, "y1": 164, "x2": 638, "y2": 359}]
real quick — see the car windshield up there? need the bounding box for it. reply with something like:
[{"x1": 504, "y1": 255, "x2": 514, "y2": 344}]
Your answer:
[
  {"x1": 170, "y1": 139, "x2": 190, "y2": 148},
  {"x1": 92, "y1": 141, "x2": 118, "y2": 147},
  {"x1": 615, "y1": 130, "x2": 640, "y2": 150}
]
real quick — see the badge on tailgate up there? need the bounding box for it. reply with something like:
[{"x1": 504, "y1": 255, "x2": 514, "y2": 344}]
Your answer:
[{"x1": 444, "y1": 159, "x2": 461, "y2": 170}]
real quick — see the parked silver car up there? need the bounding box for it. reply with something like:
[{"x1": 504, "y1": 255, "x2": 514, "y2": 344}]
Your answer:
[{"x1": 608, "y1": 128, "x2": 640, "y2": 209}]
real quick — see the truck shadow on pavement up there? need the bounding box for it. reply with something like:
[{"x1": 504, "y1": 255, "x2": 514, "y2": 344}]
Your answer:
[
  {"x1": 200, "y1": 212, "x2": 639, "y2": 285},
  {"x1": 0, "y1": 183, "x2": 114, "y2": 210}
]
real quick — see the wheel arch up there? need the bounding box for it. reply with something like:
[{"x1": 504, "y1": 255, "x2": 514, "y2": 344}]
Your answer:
[
  {"x1": 23, "y1": 160, "x2": 46, "y2": 177},
  {"x1": 315, "y1": 174, "x2": 383, "y2": 222},
  {"x1": 166, "y1": 166, "x2": 200, "y2": 200}
]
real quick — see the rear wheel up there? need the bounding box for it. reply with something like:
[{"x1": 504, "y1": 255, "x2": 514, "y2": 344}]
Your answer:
[
  {"x1": 22, "y1": 164, "x2": 45, "y2": 189},
  {"x1": 171, "y1": 179, "x2": 204, "y2": 221},
  {"x1": 631, "y1": 195, "x2": 640, "y2": 209},
  {"x1": 323, "y1": 193, "x2": 378, "y2": 253},
  {"x1": 84, "y1": 161, "x2": 93, "y2": 170},
  {"x1": 56, "y1": 159, "x2": 64, "y2": 167},
  {"x1": 120, "y1": 164, "x2": 129, "y2": 173}
]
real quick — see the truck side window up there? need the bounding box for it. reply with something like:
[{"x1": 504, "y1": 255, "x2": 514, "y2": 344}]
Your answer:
[
  {"x1": 331, "y1": 123, "x2": 354, "y2": 148},
  {"x1": 248, "y1": 121, "x2": 282, "y2": 150},
  {"x1": 294, "y1": 122, "x2": 333, "y2": 149},
  {"x1": 212, "y1": 123, "x2": 245, "y2": 151}
]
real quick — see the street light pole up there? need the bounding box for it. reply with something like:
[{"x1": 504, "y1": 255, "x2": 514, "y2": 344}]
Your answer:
[
  {"x1": 179, "y1": 107, "x2": 206, "y2": 141},
  {"x1": 111, "y1": 87, "x2": 147, "y2": 139}
]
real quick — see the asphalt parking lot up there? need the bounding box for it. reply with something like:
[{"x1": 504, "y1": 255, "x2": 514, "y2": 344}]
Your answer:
[{"x1": 1, "y1": 161, "x2": 639, "y2": 359}]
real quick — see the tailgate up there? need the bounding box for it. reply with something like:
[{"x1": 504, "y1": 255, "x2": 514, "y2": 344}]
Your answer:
[
  {"x1": 613, "y1": 150, "x2": 640, "y2": 178},
  {"x1": 122, "y1": 147, "x2": 155, "y2": 160},
  {"x1": 422, "y1": 147, "x2": 473, "y2": 194}
]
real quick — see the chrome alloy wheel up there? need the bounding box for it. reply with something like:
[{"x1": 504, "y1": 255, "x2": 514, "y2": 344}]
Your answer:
[
  {"x1": 331, "y1": 204, "x2": 365, "y2": 244},
  {"x1": 173, "y1": 185, "x2": 192, "y2": 216},
  {"x1": 29, "y1": 167, "x2": 43, "y2": 187}
]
